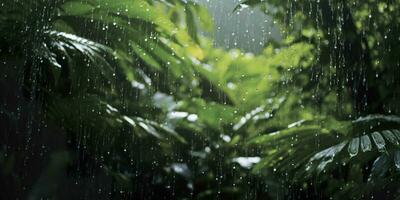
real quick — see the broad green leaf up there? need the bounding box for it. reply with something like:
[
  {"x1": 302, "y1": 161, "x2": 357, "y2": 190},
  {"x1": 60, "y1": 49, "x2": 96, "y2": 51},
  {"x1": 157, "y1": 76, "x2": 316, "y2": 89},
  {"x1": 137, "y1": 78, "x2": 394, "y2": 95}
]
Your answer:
[
  {"x1": 190, "y1": 3, "x2": 213, "y2": 32},
  {"x1": 95, "y1": 0, "x2": 176, "y2": 34},
  {"x1": 62, "y1": 1, "x2": 94, "y2": 15},
  {"x1": 130, "y1": 41, "x2": 161, "y2": 70},
  {"x1": 137, "y1": 121, "x2": 162, "y2": 139}
]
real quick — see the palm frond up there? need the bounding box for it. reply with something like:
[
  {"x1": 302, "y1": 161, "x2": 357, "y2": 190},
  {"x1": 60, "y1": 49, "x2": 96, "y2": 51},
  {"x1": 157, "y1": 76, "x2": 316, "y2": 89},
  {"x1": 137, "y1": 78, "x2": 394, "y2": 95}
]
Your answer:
[{"x1": 251, "y1": 115, "x2": 400, "y2": 181}]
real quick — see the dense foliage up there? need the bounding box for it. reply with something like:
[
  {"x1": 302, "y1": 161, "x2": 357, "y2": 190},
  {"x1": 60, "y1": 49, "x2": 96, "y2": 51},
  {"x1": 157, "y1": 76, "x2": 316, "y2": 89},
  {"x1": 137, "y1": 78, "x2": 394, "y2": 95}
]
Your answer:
[{"x1": 0, "y1": 0, "x2": 399, "y2": 199}]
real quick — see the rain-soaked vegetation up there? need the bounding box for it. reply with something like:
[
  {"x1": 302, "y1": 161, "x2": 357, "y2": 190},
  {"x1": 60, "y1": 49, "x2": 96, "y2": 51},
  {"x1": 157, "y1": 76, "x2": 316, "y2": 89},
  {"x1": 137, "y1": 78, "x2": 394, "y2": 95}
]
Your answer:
[{"x1": 1, "y1": 0, "x2": 400, "y2": 199}]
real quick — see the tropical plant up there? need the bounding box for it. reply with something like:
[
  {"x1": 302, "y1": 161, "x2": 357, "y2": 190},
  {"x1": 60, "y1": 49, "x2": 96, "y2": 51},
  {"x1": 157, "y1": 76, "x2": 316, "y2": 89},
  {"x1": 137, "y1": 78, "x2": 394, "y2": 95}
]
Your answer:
[
  {"x1": 0, "y1": 0, "x2": 215, "y2": 198},
  {"x1": 237, "y1": 0, "x2": 400, "y2": 116},
  {"x1": 246, "y1": 114, "x2": 400, "y2": 198},
  {"x1": 232, "y1": 0, "x2": 400, "y2": 198},
  {"x1": 1, "y1": 0, "x2": 399, "y2": 199}
]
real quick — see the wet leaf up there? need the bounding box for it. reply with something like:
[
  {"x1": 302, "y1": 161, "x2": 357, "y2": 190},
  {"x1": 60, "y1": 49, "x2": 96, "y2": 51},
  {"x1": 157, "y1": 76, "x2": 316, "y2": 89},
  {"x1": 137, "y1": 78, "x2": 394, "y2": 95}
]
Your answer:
[
  {"x1": 310, "y1": 142, "x2": 347, "y2": 172},
  {"x1": 392, "y1": 129, "x2": 400, "y2": 140},
  {"x1": 169, "y1": 163, "x2": 191, "y2": 179},
  {"x1": 394, "y1": 151, "x2": 400, "y2": 170},
  {"x1": 348, "y1": 137, "x2": 360, "y2": 157},
  {"x1": 371, "y1": 132, "x2": 386, "y2": 152},
  {"x1": 369, "y1": 154, "x2": 390, "y2": 181},
  {"x1": 360, "y1": 135, "x2": 372, "y2": 152},
  {"x1": 381, "y1": 130, "x2": 399, "y2": 145}
]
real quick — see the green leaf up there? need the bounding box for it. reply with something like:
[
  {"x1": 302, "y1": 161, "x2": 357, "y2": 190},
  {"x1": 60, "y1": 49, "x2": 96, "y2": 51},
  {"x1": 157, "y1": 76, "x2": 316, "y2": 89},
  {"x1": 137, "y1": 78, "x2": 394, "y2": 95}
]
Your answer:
[
  {"x1": 310, "y1": 142, "x2": 347, "y2": 173},
  {"x1": 369, "y1": 154, "x2": 390, "y2": 180},
  {"x1": 360, "y1": 135, "x2": 372, "y2": 152},
  {"x1": 392, "y1": 129, "x2": 400, "y2": 140},
  {"x1": 130, "y1": 41, "x2": 161, "y2": 70},
  {"x1": 62, "y1": 1, "x2": 94, "y2": 15},
  {"x1": 382, "y1": 130, "x2": 399, "y2": 145},
  {"x1": 348, "y1": 137, "x2": 360, "y2": 157},
  {"x1": 395, "y1": 151, "x2": 400, "y2": 170},
  {"x1": 371, "y1": 132, "x2": 386, "y2": 152}
]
